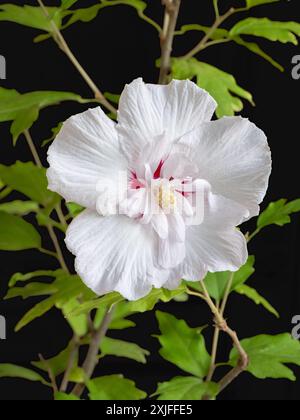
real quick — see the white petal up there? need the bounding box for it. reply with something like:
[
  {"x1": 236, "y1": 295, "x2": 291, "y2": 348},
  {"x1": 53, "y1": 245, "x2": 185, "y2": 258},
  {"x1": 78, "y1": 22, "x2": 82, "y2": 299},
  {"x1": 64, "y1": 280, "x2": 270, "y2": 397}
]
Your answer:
[
  {"x1": 178, "y1": 116, "x2": 272, "y2": 217},
  {"x1": 158, "y1": 238, "x2": 186, "y2": 270},
  {"x1": 66, "y1": 210, "x2": 160, "y2": 301},
  {"x1": 117, "y1": 78, "x2": 217, "y2": 164},
  {"x1": 184, "y1": 194, "x2": 248, "y2": 279},
  {"x1": 151, "y1": 213, "x2": 169, "y2": 240},
  {"x1": 47, "y1": 107, "x2": 127, "y2": 209}
]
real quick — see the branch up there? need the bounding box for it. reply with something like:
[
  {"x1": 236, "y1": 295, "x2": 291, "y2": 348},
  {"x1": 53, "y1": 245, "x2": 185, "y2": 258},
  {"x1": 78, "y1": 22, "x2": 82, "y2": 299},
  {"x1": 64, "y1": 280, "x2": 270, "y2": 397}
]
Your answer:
[
  {"x1": 60, "y1": 336, "x2": 79, "y2": 393},
  {"x1": 36, "y1": 0, "x2": 117, "y2": 115},
  {"x1": 159, "y1": 0, "x2": 181, "y2": 84},
  {"x1": 72, "y1": 309, "x2": 114, "y2": 397},
  {"x1": 199, "y1": 279, "x2": 249, "y2": 396},
  {"x1": 182, "y1": 7, "x2": 236, "y2": 60},
  {"x1": 39, "y1": 353, "x2": 58, "y2": 393}
]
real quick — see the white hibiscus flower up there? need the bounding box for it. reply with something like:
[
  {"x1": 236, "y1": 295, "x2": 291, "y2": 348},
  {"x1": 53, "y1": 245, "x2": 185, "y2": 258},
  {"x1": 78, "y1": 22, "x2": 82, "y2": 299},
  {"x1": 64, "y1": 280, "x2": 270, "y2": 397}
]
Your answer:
[{"x1": 47, "y1": 79, "x2": 271, "y2": 301}]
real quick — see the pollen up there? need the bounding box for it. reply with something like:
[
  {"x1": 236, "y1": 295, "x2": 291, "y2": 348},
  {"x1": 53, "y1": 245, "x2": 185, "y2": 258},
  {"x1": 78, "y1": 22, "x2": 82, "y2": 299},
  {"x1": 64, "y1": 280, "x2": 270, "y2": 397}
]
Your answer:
[{"x1": 157, "y1": 185, "x2": 176, "y2": 210}]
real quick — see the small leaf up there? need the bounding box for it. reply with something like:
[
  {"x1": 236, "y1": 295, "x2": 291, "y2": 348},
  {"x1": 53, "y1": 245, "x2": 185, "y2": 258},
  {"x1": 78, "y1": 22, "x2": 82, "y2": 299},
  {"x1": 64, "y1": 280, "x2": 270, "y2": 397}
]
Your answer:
[
  {"x1": 0, "y1": 200, "x2": 39, "y2": 216},
  {"x1": 156, "y1": 311, "x2": 210, "y2": 378},
  {"x1": 0, "y1": 212, "x2": 41, "y2": 251},
  {"x1": 154, "y1": 377, "x2": 219, "y2": 401},
  {"x1": 61, "y1": 0, "x2": 79, "y2": 9},
  {"x1": 6, "y1": 282, "x2": 58, "y2": 300},
  {"x1": 87, "y1": 375, "x2": 146, "y2": 400},
  {"x1": 257, "y1": 199, "x2": 300, "y2": 230},
  {"x1": 100, "y1": 337, "x2": 150, "y2": 364},
  {"x1": 229, "y1": 334, "x2": 300, "y2": 381},
  {"x1": 54, "y1": 392, "x2": 80, "y2": 401},
  {"x1": 0, "y1": 162, "x2": 59, "y2": 209},
  {"x1": 171, "y1": 58, "x2": 253, "y2": 118},
  {"x1": 230, "y1": 18, "x2": 300, "y2": 45},
  {"x1": 234, "y1": 284, "x2": 279, "y2": 318},
  {"x1": 66, "y1": 202, "x2": 85, "y2": 218},
  {"x1": 0, "y1": 364, "x2": 50, "y2": 386}
]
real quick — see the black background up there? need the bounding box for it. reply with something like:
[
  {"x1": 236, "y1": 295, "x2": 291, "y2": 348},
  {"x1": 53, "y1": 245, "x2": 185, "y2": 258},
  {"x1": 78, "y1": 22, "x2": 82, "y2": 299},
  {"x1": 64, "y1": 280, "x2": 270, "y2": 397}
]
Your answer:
[{"x1": 0, "y1": 0, "x2": 300, "y2": 401}]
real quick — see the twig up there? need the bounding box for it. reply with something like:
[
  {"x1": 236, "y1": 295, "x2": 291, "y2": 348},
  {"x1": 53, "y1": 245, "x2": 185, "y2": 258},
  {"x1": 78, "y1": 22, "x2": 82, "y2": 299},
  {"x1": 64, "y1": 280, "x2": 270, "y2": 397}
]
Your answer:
[
  {"x1": 199, "y1": 279, "x2": 249, "y2": 393},
  {"x1": 182, "y1": 7, "x2": 236, "y2": 60},
  {"x1": 72, "y1": 309, "x2": 114, "y2": 397},
  {"x1": 60, "y1": 336, "x2": 79, "y2": 393},
  {"x1": 39, "y1": 353, "x2": 58, "y2": 393},
  {"x1": 36, "y1": 0, "x2": 117, "y2": 115},
  {"x1": 159, "y1": 0, "x2": 181, "y2": 84},
  {"x1": 23, "y1": 129, "x2": 70, "y2": 273}
]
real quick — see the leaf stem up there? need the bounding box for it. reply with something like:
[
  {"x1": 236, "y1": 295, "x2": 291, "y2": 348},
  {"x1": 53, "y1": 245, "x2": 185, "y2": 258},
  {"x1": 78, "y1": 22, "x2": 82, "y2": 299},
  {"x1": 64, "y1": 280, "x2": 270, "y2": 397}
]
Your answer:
[
  {"x1": 159, "y1": 0, "x2": 182, "y2": 84},
  {"x1": 72, "y1": 308, "x2": 114, "y2": 397},
  {"x1": 182, "y1": 7, "x2": 236, "y2": 60},
  {"x1": 199, "y1": 279, "x2": 249, "y2": 393},
  {"x1": 36, "y1": 0, "x2": 117, "y2": 115},
  {"x1": 60, "y1": 336, "x2": 79, "y2": 393},
  {"x1": 23, "y1": 129, "x2": 70, "y2": 273},
  {"x1": 39, "y1": 353, "x2": 58, "y2": 393}
]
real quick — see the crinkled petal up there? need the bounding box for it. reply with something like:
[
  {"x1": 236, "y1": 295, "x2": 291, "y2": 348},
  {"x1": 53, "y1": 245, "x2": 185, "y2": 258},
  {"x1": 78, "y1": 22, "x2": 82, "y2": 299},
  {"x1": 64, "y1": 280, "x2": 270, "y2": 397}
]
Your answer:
[
  {"x1": 47, "y1": 107, "x2": 127, "y2": 209},
  {"x1": 66, "y1": 210, "x2": 160, "y2": 301},
  {"x1": 117, "y1": 78, "x2": 217, "y2": 164},
  {"x1": 178, "y1": 116, "x2": 272, "y2": 217}
]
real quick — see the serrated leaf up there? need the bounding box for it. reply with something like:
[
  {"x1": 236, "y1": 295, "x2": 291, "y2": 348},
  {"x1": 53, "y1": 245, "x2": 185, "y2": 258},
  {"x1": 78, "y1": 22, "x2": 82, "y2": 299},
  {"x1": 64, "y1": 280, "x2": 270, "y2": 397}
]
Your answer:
[
  {"x1": 0, "y1": 162, "x2": 59, "y2": 209},
  {"x1": 154, "y1": 377, "x2": 219, "y2": 401},
  {"x1": 230, "y1": 18, "x2": 300, "y2": 45},
  {"x1": 0, "y1": 212, "x2": 41, "y2": 251},
  {"x1": 229, "y1": 334, "x2": 300, "y2": 381},
  {"x1": 54, "y1": 392, "x2": 80, "y2": 400},
  {"x1": 61, "y1": 0, "x2": 79, "y2": 9},
  {"x1": 234, "y1": 284, "x2": 279, "y2": 318},
  {"x1": 0, "y1": 5, "x2": 63, "y2": 32},
  {"x1": 0, "y1": 200, "x2": 39, "y2": 216},
  {"x1": 171, "y1": 58, "x2": 253, "y2": 118},
  {"x1": 0, "y1": 88, "x2": 88, "y2": 143},
  {"x1": 62, "y1": 299, "x2": 88, "y2": 337},
  {"x1": 8, "y1": 269, "x2": 62, "y2": 288},
  {"x1": 0, "y1": 364, "x2": 50, "y2": 386},
  {"x1": 156, "y1": 311, "x2": 210, "y2": 378},
  {"x1": 100, "y1": 337, "x2": 150, "y2": 364},
  {"x1": 257, "y1": 199, "x2": 300, "y2": 230},
  {"x1": 6, "y1": 282, "x2": 58, "y2": 300},
  {"x1": 87, "y1": 375, "x2": 146, "y2": 400},
  {"x1": 66, "y1": 202, "x2": 85, "y2": 218}
]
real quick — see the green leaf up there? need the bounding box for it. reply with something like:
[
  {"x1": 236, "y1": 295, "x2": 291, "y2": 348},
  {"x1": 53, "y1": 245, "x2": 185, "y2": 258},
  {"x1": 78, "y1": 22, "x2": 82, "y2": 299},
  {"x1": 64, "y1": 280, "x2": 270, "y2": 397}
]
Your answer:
[
  {"x1": 66, "y1": 202, "x2": 85, "y2": 218},
  {"x1": 187, "y1": 256, "x2": 255, "y2": 301},
  {"x1": 233, "y1": 36, "x2": 284, "y2": 72},
  {"x1": 171, "y1": 58, "x2": 253, "y2": 118},
  {"x1": 245, "y1": 0, "x2": 280, "y2": 8},
  {"x1": 6, "y1": 282, "x2": 58, "y2": 300},
  {"x1": 87, "y1": 375, "x2": 146, "y2": 400},
  {"x1": 0, "y1": 162, "x2": 59, "y2": 209},
  {"x1": 257, "y1": 199, "x2": 300, "y2": 230},
  {"x1": 54, "y1": 392, "x2": 81, "y2": 401},
  {"x1": 8, "y1": 270, "x2": 62, "y2": 288},
  {"x1": 0, "y1": 364, "x2": 49, "y2": 386},
  {"x1": 62, "y1": 299, "x2": 88, "y2": 337},
  {"x1": 0, "y1": 88, "x2": 88, "y2": 143},
  {"x1": 154, "y1": 377, "x2": 219, "y2": 401},
  {"x1": 0, "y1": 200, "x2": 39, "y2": 216},
  {"x1": 229, "y1": 334, "x2": 300, "y2": 381},
  {"x1": 234, "y1": 284, "x2": 279, "y2": 318},
  {"x1": 156, "y1": 311, "x2": 210, "y2": 378},
  {"x1": 127, "y1": 286, "x2": 187, "y2": 313},
  {"x1": 0, "y1": 5, "x2": 63, "y2": 32},
  {"x1": 0, "y1": 212, "x2": 41, "y2": 251},
  {"x1": 42, "y1": 122, "x2": 63, "y2": 147},
  {"x1": 230, "y1": 18, "x2": 300, "y2": 45},
  {"x1": 61, "y1": 0, "x2": 79, "y2": 9},
  {"x1": 15, "y1": 273, "x2": 95, "y2": 331},
  {"x1": 32, "y1": 342, "x2": 78, "y2": 377},
  {"x1": 100, "y1": 337, "x2": 150, "y2": 364}
]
